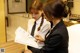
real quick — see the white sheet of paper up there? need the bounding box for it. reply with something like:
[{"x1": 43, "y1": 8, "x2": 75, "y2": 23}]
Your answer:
[{"x1": 15, "y1": 27, "x2": 39, "y2": 48}]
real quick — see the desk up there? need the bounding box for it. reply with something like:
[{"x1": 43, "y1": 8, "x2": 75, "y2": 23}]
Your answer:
[{"x1": 0, "y1": 41, "x2": 25, "y2": 53}]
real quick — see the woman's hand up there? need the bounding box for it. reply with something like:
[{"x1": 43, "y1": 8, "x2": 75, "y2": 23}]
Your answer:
[
  {"x1": 35, "y1": 35, "x2": 45, "y2": 42},
  {"x1": 24, "y1": 50, "x2": 32, "y2": 53}
]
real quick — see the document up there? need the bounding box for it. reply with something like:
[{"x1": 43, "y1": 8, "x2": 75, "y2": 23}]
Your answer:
[{"x1": 15, "y1": 27, "x2": 39, "y2": 48}]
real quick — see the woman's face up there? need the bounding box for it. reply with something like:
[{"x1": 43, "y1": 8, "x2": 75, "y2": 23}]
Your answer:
[{"x1": 30, "y1": 9, "x2": 42, "y2": 20}]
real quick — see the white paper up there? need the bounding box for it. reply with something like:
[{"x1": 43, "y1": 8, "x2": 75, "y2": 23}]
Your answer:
[{"x1": 15, "y1": 27, "x2": 39, "y2": 48}]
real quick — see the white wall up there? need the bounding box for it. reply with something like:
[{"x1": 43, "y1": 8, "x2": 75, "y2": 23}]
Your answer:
[{"x1": 6, "y1": 14, "x2": 31, "y2": 41}]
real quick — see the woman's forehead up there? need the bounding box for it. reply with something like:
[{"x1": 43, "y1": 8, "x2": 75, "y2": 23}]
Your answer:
[{"x1": 30, "y1": 9, "x2": 39, "y2": 13}]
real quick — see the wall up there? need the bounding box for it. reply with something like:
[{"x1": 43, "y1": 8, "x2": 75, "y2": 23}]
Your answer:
[
  {"x1": 6, "y1": 14, "x2": 30, "y2": 41},
  {"x1": 0, "y1": 0, "x2": 6, "y2": 43},
  {"x1": 4, "y1": 0, "x2": 28, "y2": 41},
  {"x1": 72, "y1": 0, "x2": 80, "y2": 15}
]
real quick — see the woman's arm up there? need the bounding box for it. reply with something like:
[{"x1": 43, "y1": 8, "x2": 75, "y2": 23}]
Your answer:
[{"x1": 25, "y1": 34, "x2": 62, "y2": 53}]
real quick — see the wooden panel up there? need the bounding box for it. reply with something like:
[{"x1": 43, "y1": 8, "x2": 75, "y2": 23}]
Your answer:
[{"x1": 0, "y1": 0, "x2": 6, "y2": 43}]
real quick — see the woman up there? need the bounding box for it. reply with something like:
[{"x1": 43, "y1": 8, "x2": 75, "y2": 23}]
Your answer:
[
  {"x1": 25, "y1": 0, "x2": 69, "y2": 53},
  {"x1": 27, "y1": 0, "x2": 51, "y2": 49}
]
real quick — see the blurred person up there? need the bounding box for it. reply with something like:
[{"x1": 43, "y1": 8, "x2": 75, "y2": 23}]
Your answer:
[{"x1": 26, "y1": 0, "x2": 51, "y2": 49}]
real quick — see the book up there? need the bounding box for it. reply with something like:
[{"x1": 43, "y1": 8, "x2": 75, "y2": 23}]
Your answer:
[{"x1": 15, "y1": 27, "x2": 39, "y2": 48}]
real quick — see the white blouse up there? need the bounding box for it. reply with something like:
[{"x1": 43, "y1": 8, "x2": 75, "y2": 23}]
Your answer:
[{"x1": 27, "y1": 17, "x2": 51, "y2": 48}]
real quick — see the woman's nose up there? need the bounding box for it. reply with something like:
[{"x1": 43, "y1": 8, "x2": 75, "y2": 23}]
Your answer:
[{"x1": 32, "y1": 14, "x2": 36, "y2": 17}]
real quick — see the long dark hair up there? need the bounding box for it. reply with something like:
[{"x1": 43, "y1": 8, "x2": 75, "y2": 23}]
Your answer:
[
  {"x1": 30, "y1": 0, "x2": 44, "y2": 31},
  {"x1": 43, "y1": 0, "x2": 68, "y2": 18}
]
